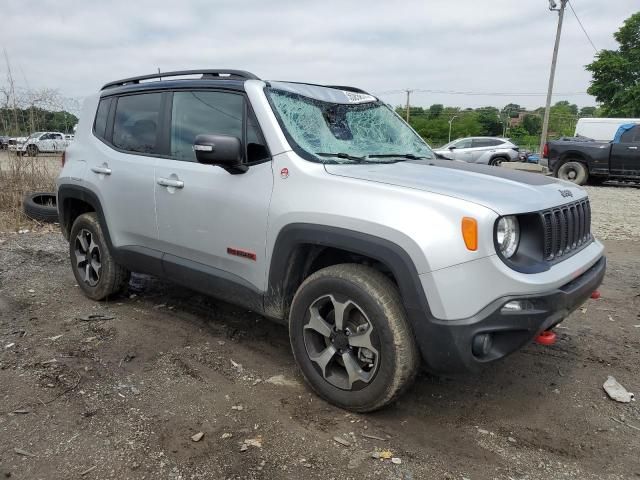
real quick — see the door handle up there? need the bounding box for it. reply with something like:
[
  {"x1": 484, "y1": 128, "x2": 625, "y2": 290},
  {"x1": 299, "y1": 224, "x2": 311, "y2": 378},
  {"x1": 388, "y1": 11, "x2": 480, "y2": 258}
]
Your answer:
[
  {"x1": 157, "y1": 177, "x2": 184, "y2": 188},
  {"x1": 91, "y1": 166, "x2": 112, "y2": 175},
  {"x1": 628, "y1": 146, "x2": 638, "y2": 150}
]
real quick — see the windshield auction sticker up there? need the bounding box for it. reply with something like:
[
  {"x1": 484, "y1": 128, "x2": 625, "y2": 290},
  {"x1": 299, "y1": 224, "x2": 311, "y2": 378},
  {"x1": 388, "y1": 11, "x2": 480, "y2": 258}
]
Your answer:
[{"x1": 344, "y1": 91, "x2": 377, "y2": 104}]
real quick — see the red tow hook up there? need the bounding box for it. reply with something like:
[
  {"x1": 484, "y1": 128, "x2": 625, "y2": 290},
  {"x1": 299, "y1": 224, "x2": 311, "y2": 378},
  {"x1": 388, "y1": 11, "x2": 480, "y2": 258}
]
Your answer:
[
  {"x1": 590, "y1": 290, "x2": 601, "y2": 299},
  {"x1": 535, "y1": 330, "x2": 557, "y2": 346}
]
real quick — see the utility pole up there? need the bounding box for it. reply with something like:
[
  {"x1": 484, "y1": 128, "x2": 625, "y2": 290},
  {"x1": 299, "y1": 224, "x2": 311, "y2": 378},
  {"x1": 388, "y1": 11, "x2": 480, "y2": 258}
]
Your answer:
[
  {"x1": 448, "y1": 115, "x2": 458, "y2": 143},
  {"x1": 405, "y1": 89, "x2": 412, "y2": 122},
  {"x1": 539, "y1": 0, "x2": 567, "y2": 156}
]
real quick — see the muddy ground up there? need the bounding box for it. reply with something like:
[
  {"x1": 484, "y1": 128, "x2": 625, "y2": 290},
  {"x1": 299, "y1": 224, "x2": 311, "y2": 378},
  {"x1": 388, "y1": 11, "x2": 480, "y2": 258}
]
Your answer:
[{"x1": 1, "y1": 189, "x2": 640, "y2": 480}]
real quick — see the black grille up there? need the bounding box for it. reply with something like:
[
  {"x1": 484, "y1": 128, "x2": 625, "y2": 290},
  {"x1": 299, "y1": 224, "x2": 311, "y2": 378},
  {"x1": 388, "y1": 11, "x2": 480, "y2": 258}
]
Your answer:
[{"x1": 540, "y1": 199, "x2": 592, "y2": 261}]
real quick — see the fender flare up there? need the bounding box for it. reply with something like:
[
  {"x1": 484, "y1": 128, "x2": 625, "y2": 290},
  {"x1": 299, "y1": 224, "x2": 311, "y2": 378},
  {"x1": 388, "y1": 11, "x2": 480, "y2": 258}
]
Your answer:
[
  {"x1": 553, "y1": 155, "x2": 590, "y2": 177},
  {"x1": 57, "y1": 184, "x2": 113, "y2": 247},
  {"x1": 266, "y1": 223, "x2": 432, "y2": 325}
]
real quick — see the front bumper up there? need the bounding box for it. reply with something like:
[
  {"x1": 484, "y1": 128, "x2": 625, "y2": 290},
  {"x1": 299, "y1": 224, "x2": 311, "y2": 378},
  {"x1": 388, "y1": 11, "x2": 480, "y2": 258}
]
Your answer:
[{"x1": 412, "y1": 255, "x2": 605, "y2": 373}]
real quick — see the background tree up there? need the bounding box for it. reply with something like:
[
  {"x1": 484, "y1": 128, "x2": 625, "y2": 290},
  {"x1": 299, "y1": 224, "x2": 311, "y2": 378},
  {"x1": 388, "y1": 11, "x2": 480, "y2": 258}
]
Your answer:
[
  {"x1": 586, "y1": 12, "x2": 640, "y2": 117},
  {"x1": 502, "y1": 103, "x2": 521, "y2": 118},
  {"x1": 477, "y1": 107, "x2": 502, "y2": 136},
  {"x1": 579, "y1": 106, "x2": 598, "y2": 117},
  {"x1": 427, "y1": 104, "x2": 444, "y2": 119},
  {"x1": 522, "y1": 114, "x2": 542, "y2": 135}
]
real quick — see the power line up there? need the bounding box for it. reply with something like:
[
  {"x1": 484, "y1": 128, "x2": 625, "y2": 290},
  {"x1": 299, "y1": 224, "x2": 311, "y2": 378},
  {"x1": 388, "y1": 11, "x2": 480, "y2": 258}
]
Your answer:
[
  {"x1": 374, "y1": 89, "x2": 589, "y2": 97},
  {"x1": 568, "y1": 0, "x2": 599, "y2": 53}
]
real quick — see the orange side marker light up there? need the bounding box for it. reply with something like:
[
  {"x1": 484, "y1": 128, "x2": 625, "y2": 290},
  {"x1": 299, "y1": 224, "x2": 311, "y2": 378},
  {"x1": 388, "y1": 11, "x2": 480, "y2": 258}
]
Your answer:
[{"x1": 461, "y1": 217, "x2": 478, "y2": 251}]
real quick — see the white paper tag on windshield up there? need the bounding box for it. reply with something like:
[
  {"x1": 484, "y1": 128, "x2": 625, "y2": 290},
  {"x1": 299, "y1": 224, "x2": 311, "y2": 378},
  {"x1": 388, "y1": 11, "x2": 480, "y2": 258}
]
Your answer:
[{"x1": 344, "y1": 91, "x2": 376, "y2": 104}]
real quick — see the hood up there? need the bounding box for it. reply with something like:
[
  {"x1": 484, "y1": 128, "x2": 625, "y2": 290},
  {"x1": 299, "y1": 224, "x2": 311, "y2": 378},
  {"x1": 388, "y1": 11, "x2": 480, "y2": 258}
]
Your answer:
[{"x1": 324, "y1": 160, "x2": 586, "y2": 215}]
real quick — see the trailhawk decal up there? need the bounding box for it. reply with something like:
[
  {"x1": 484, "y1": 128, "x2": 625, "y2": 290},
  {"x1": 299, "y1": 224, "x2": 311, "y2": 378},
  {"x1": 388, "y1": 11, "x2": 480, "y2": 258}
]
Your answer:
[{"x1": 227, "y1": 247, "x2": 257, "y2": 261}]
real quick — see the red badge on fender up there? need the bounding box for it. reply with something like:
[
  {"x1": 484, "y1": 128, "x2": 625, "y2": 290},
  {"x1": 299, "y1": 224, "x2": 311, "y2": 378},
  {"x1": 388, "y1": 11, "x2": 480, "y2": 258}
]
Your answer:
[{"x1": 280, "y1": 167, "x2": 289, "y2": 179}]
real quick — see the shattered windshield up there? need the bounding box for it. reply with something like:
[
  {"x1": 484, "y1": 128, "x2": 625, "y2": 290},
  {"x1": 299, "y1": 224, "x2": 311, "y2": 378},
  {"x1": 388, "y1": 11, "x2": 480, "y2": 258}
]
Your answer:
[{"x1": 267, "y1": 87, "x2": 434, "y2": 163}]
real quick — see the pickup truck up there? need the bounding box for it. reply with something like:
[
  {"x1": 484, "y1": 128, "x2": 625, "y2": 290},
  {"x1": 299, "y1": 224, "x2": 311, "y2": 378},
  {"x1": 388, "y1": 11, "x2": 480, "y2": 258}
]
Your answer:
[
  {"x1": 16, "y1": 131, "x2": 70, "y2": 156},
  {"x1": 541, "y1": 123, "x2": 640, "y2": 185}
]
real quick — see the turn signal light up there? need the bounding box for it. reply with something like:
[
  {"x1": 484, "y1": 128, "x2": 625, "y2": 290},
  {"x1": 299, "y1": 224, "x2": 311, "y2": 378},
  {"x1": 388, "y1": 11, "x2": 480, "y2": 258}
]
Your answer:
[{"x1": 461, "y1": 217, "x2": 478, "y2": 251}]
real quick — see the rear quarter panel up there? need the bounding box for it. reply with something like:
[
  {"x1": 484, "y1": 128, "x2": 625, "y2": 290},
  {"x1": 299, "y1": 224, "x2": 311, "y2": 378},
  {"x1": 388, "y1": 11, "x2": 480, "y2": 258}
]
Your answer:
[{"x1": 548, "y1": 142, "x2": 611, "y2": 174}]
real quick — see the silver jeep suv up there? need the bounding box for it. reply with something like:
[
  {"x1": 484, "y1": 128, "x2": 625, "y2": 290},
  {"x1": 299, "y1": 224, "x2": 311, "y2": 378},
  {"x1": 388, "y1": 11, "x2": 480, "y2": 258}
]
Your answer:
[{"x1": 57, "y1": 70, "x2": 605, "y2": 412}]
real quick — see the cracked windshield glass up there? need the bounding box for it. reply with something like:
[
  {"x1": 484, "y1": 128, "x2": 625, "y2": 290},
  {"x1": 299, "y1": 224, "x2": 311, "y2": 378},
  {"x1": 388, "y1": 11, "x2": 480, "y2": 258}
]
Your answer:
[{"x1": 268, "y1": 89, "x2": 435, "y2": 163}]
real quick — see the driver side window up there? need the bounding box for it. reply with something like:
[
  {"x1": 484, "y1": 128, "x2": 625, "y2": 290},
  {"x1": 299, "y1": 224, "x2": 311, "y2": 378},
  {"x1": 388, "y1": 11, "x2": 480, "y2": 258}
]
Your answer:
[
  {"x1": 170, "y1": 91, "x2": 243, "y2": 162},
  {"x1": 455, "y1": 139, "x2": 472, "y2": 149}
]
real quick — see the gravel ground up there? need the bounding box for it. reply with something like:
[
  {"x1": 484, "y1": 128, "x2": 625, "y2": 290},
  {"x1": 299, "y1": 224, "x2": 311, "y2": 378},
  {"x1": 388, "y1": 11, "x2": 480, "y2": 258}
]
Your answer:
[
  {"x1": 0, "y1": 160, "x2": 639, "y2": 479},
  {"x1": 584, "y1": 184, "x2": 640, "y2": 240}
]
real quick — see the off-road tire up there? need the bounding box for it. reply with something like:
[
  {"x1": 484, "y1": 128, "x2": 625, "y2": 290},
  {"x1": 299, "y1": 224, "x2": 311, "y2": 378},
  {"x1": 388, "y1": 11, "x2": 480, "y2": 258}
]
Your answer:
[
  {"x1": 557, "y1": 161, "x2": 588, "y2": 185},
  {"x1": 489, "y1": 156, "x2": 508, "y2": 166},
  {"x1": 69, "y1": 212, "x2": 130, "y2": 300},
  {"x1": 23, "y1": 192, "x2": 58, "y2": 223},
  {"x1": 289, "y1": 264, "x2": 419, "y2": 412}
]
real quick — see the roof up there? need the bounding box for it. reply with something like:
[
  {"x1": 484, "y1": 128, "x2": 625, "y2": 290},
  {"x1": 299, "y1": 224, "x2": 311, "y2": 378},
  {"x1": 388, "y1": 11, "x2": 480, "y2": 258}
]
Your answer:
[{"x1": 99, "y1": 69, "x2": 370, "y2": 99}]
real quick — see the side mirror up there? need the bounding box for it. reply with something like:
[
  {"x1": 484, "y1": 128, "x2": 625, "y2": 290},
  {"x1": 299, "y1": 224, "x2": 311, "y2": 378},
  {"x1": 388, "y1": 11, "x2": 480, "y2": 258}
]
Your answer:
[
  {"x1": 436, "y1": 151, "x2": 454, "y2": 160},
  {"x1": 194, "y1": 134, "x2": 247, "y2": 174},
  {"x1": 448, "y1": 145, "x2": 457, "y2": 150}
]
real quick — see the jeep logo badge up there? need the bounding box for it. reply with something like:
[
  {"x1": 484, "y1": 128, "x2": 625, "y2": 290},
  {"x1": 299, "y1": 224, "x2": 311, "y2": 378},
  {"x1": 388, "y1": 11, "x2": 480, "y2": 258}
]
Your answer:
[{"x1": 559, "y1": 189, "x2": 573, "y2": 198}]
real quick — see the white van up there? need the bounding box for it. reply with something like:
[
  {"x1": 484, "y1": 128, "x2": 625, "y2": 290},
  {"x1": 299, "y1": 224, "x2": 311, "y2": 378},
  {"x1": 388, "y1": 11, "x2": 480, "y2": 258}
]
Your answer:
[{"x1": 575, "y1": 118, "x2": 640, "y2": 141}]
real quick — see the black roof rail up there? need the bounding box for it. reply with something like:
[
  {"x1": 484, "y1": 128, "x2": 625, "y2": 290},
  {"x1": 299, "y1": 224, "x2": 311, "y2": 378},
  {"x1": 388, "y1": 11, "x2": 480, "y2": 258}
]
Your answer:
[{"x1": 101, "y1": 69, "x2": 260, "y2": 90}]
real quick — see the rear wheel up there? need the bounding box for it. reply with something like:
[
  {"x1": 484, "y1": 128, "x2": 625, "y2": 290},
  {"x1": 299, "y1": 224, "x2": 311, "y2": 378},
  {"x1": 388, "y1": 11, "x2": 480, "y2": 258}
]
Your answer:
[
  {"x1": 289, "y1": 264, "x2": 419, "y2": 412},
  {"x1": 489, "y1": 156, "x2": 507, "y2": 166},
  {"x1": 557, "y1": 161, "x2": 588, "y2": 185},
  {"x1": 69, "y1": 212, "x2": 130, "y2": 300}
]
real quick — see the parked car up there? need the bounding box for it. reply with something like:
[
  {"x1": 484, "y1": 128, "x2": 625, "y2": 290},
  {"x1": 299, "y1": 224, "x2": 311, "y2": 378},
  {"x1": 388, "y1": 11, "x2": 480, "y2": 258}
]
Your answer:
[
  {"x1": 575, "y1": 117, "x2": 640, "y2": 141},
  {"x1": 57, "y1": 69, "x2": 605, "y2": 412},
  {"x1": 7, "y1": 136, "x2": 27, "y2": 152},
  {"x1": 15, "y1": 131, "x2": 70, "y2": 156},
  {"x1": 434, "y1": 137, "x2": 519, "y2": 166},
  {"x1": 542, "y1": 123, "x2": 640, "y2": 185}
]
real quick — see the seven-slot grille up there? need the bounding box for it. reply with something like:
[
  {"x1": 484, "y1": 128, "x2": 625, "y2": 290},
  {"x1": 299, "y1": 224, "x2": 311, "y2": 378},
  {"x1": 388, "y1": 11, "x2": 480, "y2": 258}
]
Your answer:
[{"x1": 540, "y1": 199, "x2": 592, "y2": 261}]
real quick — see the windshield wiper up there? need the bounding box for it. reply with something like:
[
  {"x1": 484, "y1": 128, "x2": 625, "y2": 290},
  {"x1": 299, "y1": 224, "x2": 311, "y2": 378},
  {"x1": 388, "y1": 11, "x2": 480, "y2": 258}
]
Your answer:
[
  {"x1": 315, "y1": 152, "x2": 366, "y2": 162},
  {"x1": 367, "y1": 153, "x2": 430, "y2": 160}
]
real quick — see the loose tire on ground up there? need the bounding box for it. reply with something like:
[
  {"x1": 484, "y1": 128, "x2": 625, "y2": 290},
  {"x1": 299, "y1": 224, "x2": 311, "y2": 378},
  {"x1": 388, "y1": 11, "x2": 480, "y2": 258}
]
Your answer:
[
  {"x1": 69, "y1": 212, "x2": 130, "y2": 300},
  {"x1": 557, "y1": 161, "x2": 588, "y2": 185},
  {"x1": 23, "y1": 192, "x2": 59, "y2": 223},
  {"x1": 289, "y1": 263, "x2": 420, "y2": 412}
]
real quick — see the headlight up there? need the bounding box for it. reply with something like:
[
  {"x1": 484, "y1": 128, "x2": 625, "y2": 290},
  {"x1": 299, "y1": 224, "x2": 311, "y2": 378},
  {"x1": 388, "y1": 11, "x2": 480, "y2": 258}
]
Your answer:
[{"x1": 496, "y1": 216, "x2": 520, "y2": 258}]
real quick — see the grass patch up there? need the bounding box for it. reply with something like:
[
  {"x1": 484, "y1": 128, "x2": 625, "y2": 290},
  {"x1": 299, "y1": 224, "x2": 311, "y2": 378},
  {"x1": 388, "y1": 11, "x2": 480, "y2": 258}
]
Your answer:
[{"x1": 0, "y1": 151, "x2": 59, "y2": 231}]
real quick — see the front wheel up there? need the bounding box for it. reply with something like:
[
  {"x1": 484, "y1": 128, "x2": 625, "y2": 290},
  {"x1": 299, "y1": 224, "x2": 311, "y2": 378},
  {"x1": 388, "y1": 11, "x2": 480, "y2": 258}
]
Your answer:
[
  {"x1": 69, "y1": 212, "x2": 130, "y2": 300},
  {"x1": 289, "y1": 264, "x2": 419, "y2": 412},
  {"x1": 556, "y1": 161, "x2": 588, "y2": 185},
  {"x1": 26, "y1": 145, "x2": 38, "y2": 157}
]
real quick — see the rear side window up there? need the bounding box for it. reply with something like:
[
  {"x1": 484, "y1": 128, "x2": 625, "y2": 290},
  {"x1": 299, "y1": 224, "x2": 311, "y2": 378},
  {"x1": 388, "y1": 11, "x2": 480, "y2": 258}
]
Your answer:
[
  {"x1": 472, "y1": 138, "x2": 502, "y2": 147},
  {"x1": 93, "y1": 98, "x2": 111, "y2": 140},
  {"x1": 170, "y1": 91, "x2": 243, "y2": 161},
  {"x1": 113, "y1": 93, "x2": 162, "y2": 154},
  {"x1": 620, "y1": 126, "x2": 640, "y2": 143}
]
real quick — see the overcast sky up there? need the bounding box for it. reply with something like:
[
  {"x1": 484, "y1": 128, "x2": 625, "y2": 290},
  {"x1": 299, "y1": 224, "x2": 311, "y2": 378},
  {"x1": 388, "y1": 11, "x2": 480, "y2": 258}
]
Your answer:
[{"x1": 1, "y1": 0, "x2": 637, "y2": 111}]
